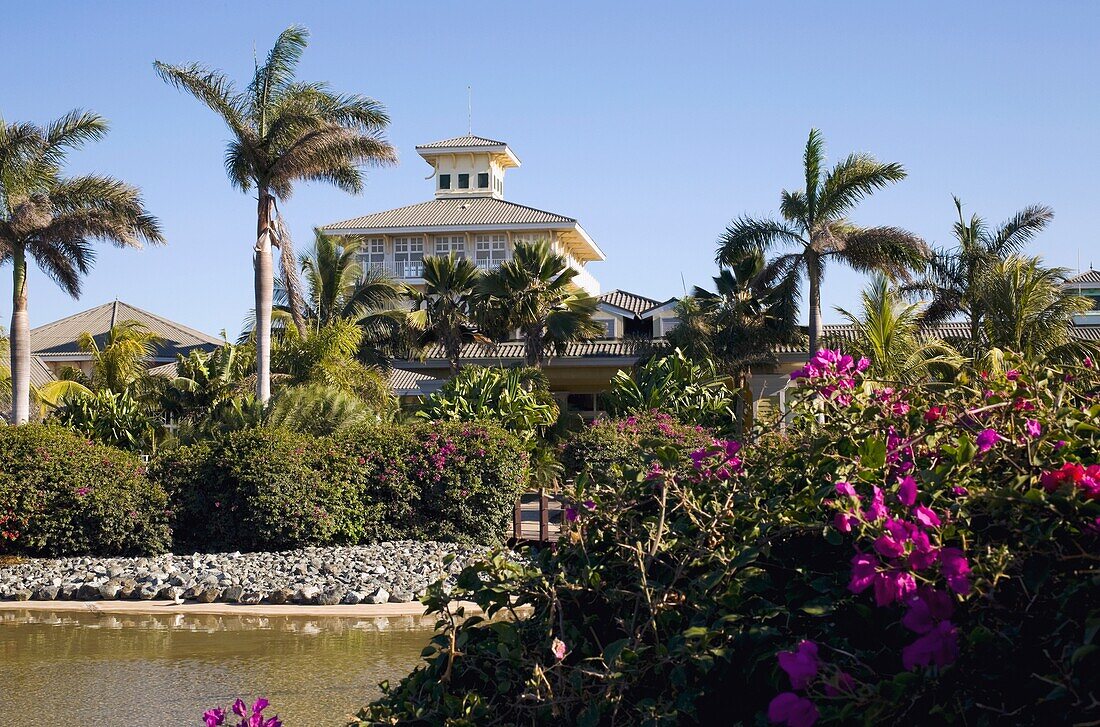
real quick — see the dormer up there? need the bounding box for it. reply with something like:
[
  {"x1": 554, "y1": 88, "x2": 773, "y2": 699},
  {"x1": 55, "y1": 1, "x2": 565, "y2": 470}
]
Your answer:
[{"x1": 416, "y1": 135, "x2": 521, "y2": 200}]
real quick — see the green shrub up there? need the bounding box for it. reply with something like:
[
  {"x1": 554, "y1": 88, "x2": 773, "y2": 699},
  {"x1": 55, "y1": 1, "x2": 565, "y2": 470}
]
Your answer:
[
  {"x1": 416, "y1": 366, "x2": 558, "y2": 444},
  {"x1": 152, "y1": 428, "x2": 368, "y2": 552},
  {"x1": 331, "y1": 421, "x2": 530, "y2": 545},
  {"x1": 0, "y1": 425, "x2": 170, "y2": 556},
  {"x1": 50, "y1": 389, "x2": 157, "y2": 451},
  {"x1": 561, "y1": 410, "x2": 712, "y2": 486},
  {"x1": 355, "y1": 355, "x2": 1100, "y2": 725}
]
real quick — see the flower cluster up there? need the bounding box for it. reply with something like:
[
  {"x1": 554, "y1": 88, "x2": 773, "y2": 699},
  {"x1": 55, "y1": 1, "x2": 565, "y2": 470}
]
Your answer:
[
  {"x1": 1040, "y1": 462, "x2": 1100, "y2": 501},
  {"x1": 768, "y1": 640, "x2": 857, "y2": 727},
  {"x1": 789, "y1": 349, "x2": 869, "y2": 406},
  {"x1": 203, "y1": 698, "x2": 281, "y2": 727},
  {"x1": 687, "y1": 439, "x2": 743, "y2": 481}
]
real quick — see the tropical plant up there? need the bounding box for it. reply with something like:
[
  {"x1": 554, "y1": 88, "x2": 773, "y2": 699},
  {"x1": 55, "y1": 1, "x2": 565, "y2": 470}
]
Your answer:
[
  {"x1": 78, "y1": 320, "x2": 161, "y2": 393},
  {"x1": 155, "y1": 24, "x2": 396, "y2": 403},
  {"x1": 51, "y1": 389, "x2": 157, "y2": 451},
  {"x1": 833, "y1": 275, "x2": 960, "y2": 383},
  {"x1": 716, "y1": 129, "x2": 928, "y2": 354},
  {"x1": 479, "y1": 240, "x2": 602, "y2": 367},
  {"x1": 264, "y1": 383, "x2": 381, "y2": 436},
  {"x1": 0, "y1": 111, "x2": 162, "y2": 423},
  {"x1": 914, "y1": 197, "x2": 1053, "y2": 343},
  {"x1": 417, "y1": 366, "x2": 558, "y2": 443},
  {"x1": 158, "y1": 341, "x2": 251, "y2": 423},
  {"x1": 976, "y1": 256, "x2": 1094, "y2": 363},
  {"x1": 605, "y1": 348, "x2": 740, "y2": 433},
  {"x1": 406, "y1": 253, "x2": 484, "y2": 374}
]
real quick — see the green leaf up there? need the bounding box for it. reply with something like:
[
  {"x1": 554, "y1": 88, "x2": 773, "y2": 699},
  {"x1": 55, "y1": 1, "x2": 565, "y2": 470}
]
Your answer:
[{"x1": 859, "y1": 437, "x2": 887, "y2": 470}]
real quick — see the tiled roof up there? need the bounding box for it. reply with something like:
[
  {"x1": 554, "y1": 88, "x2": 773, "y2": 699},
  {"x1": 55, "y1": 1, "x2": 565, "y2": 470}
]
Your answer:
[
  {"x1": 28, "y1": 356, "x2": 54, "y2": 388},
  {"x1": 416, "y1": 135, "x2": 508, "y2": 150},
  {"x1": 598, "y1": 290, "x2": 662, "y2": 316},
  {"x1": 1067, "y1": 269, "x2": 1100, "y2": 285},
  {"x1": 389, "y1": 368, "x2": 444, "y2": 395},
  {"x1": 321, "y1": 197, "x2": 575, "y2": 232},
  {"x1": 772, "y1": 322, "x2": 1100, "y2": 353},
  {"x1": 408, "y1": 340, "x2": 663, "y2": 363},
  {"x1": 29, "y1": 301, "x2": 222, "y2": 361}
]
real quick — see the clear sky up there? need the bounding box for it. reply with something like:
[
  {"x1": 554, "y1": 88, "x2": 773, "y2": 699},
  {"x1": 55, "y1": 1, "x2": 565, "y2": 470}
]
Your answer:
[{"x1": 2, "y1": 1, "x2": 1098, "y2": 337}]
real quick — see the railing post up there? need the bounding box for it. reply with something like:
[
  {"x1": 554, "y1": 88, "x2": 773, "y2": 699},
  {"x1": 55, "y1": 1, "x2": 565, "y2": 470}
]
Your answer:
[
  {"x1": 539, "y1": 488, "x2": 549, "y2": 543},
  {"x1": 513, "y1": 497, "x2": 523, "y2": 542}
]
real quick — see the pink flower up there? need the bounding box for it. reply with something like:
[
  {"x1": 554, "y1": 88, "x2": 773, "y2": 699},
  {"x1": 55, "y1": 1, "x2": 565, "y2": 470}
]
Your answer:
[
  {"x1": 848, "y1": 553, "x2": 879, "y2": 594},
  {"x1": 1025, "y1": 420, "x2": 1042, "y2": 438},
  {"x1": 897, "y1": 475, "x2": 917, "y2": 507},
  {"x1": 863, "y1": 487, "x2": 887, "y2": 522},
  {"x1": 901, "y1": 589, "x2": 954, "y2": 634},
  {"x1": 902, "y1": 621, "x2": 959, "y2": 670},
  {"x1": 1005, "y1": 369, "x2": 1020, "y2": 381},
  {"x1": 582, "y1": 499, "x2": 596, "y2": 511},
  {"x1": 551, "y1": 637, "x2": 567, "y2": 661},
  {"x1": 75, "y1": 487, "x2": 90, "y2": 497},
  {"x1": 233, "y1": 699, "x2": 247, "y2": 718},
  {"x1": 907, "y1": 529, "x2": 939, "y2": 571},
  {"x1": 924, "y1": 406, "x2": 947, "y2": 423},
  {"x1": 833, "y1": 512, "x2": 857, "y2": 533},
  {"x1": 565, "y1": 506, "x2": 579, "y2": 522},
  {"x1": 777, "y1": 640, "x2": 819, "y2": 689},
  {"x1": 975, "y1": 429, "x2": 1000, "y2": 453},
  {"x1": 940, "y1": 548, "x2": 972, "y2": 595},
  {"x1": 768, "y1": 692, "x2": 819, "y2": 727},
  {"x1": 913, "y1": 504, "x2": 941, "y2": 529},
  {"x1": 873, "y1": 570, "x2": 916, "y2": 606},
  {"x1": 873, "y1": 532, "x2": 906, "y2": 560},
  {"x1": 203, "y1": 708, "x2": 226, "y2": 727},
  {"x1": 1085, "y1": 356, "x2": 1094, "y2": 369},
  {"x1": 834, "y1": 481, "x2": 858, "y2": 498},
  {"x1": 951, "y1": 486, "x2": 969, "y2": 497}
]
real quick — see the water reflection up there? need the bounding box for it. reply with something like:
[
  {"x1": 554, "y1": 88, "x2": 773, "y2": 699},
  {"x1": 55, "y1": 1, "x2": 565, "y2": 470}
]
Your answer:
[{"x1": 0, "y1": 609, "x2": 433, "y2": 726}]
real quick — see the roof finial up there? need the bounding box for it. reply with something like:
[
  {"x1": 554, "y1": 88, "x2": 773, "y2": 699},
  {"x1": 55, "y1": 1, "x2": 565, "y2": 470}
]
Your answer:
[{"x1": 467, "y1": 85, "x2": 472, "y2": 135}]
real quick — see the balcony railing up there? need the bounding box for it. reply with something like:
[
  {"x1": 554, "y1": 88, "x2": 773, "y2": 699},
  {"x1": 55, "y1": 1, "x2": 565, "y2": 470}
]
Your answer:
[{"x1": 363, "y1": 255, "x2": 599, "y2": 295}]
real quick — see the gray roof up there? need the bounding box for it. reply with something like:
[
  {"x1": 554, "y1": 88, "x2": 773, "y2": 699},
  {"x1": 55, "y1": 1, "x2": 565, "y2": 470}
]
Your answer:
[
  {"x1": 389, "y1": 368, "x2": 445, "y2": 396},
  {"x1": 773, "y1": 321, "x2": 1100, "y2": 353},
  {"x1": 407, "y1": 340, "x2": 661, "y2": 364},
  {"x1": 416, "y1": 135, "x2": 508, "y2": 150},
  {"x1": 28, "y1": 356, "x2": 54, "y2": 388},
  {"x1": 598, "y1": 290, "x2": 662, "y2": 317},
  {"x1": 1067, "y1": 269, "x2": 1100, "y2": 285},
  {"x1": 322, "y1": 197, "x2": 576, "y2": 232},
  {"x1": 30, "y1": 301, "x2": 222, "y2": 361}
]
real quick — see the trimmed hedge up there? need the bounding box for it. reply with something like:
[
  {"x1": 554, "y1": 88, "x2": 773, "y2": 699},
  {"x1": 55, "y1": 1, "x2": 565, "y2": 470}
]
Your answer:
[
  {"x1": 152, "y1": 422, "x2": 530, "y2": 552},
  {"x1": 561, "y1": 410, "x2": 712, "y2": 486},
  {"x1": 0, "y1": 425, "x2": 171, "y2": 556}
]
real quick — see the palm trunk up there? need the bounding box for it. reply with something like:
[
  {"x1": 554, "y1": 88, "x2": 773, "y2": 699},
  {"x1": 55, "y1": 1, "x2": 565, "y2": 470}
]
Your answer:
[
  {"x1": 806, "y1": 252, "x2": 823, "y2": 354},
  {"x1": 525, "y1": 324, "x2": 542, "y2": 368},
  {"x1": 447, "y1": 328, "x2": 461, "y2": 375},
  {"x1": 10, "y1": 248, "x2": 31, "y2": 424},
  {"x1": 255, "y1": 191, "x2": 274, "y2": 404}
]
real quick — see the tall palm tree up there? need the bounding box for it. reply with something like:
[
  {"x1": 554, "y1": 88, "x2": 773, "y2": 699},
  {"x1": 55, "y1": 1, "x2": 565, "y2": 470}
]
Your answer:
[
  {"x1": 977, "y1": 256, "x2": 1093, "y2": 363},
  {"x1": 914, "y1": 197, "x2": 1053, "y2": 344},
  {"x1": 0, "y1": 111, "x2": 162, "y2": 423},
  {"x1": 274, "y1": 231, "x2": 404, "y2": 366},
  {"x1": 155, "y1": 25, "x2": 396, "y2": 403},
  {"x1": 406, "y1": 254, "x2": 483, "y2": 374},
  {"x1": 716, "y1": 129, "x2": 928, "y2": 354},
  {"x1": 479, "y1": 240, "x2": 602, "y2": 368},
  {"x1": 834, "y1": 275, "x2": 960, "y2": 383}
]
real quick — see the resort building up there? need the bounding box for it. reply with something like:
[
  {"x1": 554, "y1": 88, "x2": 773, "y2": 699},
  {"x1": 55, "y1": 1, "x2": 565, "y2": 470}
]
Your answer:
[{"x1": 1068, "y1": 269, "x2": 1100, "y2": 325}]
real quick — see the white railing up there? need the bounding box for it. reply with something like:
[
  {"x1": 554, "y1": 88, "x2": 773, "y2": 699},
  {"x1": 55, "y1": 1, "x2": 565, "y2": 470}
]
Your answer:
[{"x1": 363, "y1": 255, "x2": 599, "y2": 295}]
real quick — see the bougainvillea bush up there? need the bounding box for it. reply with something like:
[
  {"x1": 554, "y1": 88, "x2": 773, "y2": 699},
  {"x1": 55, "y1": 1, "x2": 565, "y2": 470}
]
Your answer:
[
  {"x1": 354, "y1": 352, "x2": 1098, "y2": 725},
  {"x1": 0, "y1": 425, "x2": 171, "y2": 556}
]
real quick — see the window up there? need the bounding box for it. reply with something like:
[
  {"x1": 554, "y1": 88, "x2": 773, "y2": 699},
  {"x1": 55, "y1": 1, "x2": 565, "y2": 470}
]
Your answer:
[
  {"x1": 434, "y1": 235, "x2": 465, "y2": 259},
  {"x1": 477, "y1": 172, "x2": 489, "y2": 189},
  {"x1": 596, "y1": 318, "x2": 616, "y2": 339},
  {"x1": 458, "y1": 173, "x2": 470, "y2": 189},
  {"x1": 362, "y1": 237, "x2": 385, "y2": 273},
  {"x1": 438, "y1": 174, "x2": 451, "y2": 190},
  {"x1": 660, "y1": 317, "x2": 681, "y2": 337},
  {"x1": 393, "y1": 236, "x2": 424, "y2": 278},
  {"x1": 474, "y1": 234, "x2": 507, "y2": 270}
]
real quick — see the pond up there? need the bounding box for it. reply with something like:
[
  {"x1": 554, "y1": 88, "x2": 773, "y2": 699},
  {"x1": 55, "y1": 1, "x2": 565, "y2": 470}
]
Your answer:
[{"x1": 0, "y1": 608, "x2": 433, "y2": 726}]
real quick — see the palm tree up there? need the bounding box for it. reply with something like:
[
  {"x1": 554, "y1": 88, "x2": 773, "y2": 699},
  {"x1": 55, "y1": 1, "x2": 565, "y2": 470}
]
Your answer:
[
  {"x1": 479, "y1": 240, "x2": 602, "y2": 368},
  {"x1": 914, "y1": 197, "x2": 1053, "y2": 345},
  {"x1": 834, "y1": 275, "x2": 960, "y2": 383},
  {"x1": 0, "y1": 111, "x2": 163, "y2": 424},
  {"x1": 77, "y1": 320, "x2": 162, "y2": 393},
  {"x1": 155, "y1": 25, "x2": 396, "y2": 404},
  {"x1": 716, "y1": 129, "x2": 928, "y2": 354},
  {"x1": 275, "y1": 231, "x2": 404, "y2": 366},
  {"x1": 976, "y1": 256, "x2": 1094, "y2": 363},
  {"x1": 406, "y1": 254, "x2": 483, "y2": 374}
]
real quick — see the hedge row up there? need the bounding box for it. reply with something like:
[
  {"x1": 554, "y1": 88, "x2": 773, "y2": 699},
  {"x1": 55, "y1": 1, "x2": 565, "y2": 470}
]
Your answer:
[{"x1": 0, "y1": 422, "x2": 530, "y2": 556}]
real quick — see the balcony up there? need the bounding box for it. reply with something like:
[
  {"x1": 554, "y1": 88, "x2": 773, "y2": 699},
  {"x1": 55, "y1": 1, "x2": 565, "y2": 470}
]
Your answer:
[{"x1": 363, "y1": 256, "x2": 600, "y2": 295}]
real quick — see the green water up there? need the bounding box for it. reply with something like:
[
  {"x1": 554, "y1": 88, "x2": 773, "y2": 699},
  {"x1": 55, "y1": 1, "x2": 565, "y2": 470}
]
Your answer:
[{"x1": 0, "y1": 609, "x2": 433, "y2": 726}]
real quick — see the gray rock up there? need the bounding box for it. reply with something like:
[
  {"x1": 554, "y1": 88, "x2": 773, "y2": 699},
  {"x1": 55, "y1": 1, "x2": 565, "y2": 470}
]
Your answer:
[
  {"x1": 98, "y1": 581, "x2": 122, "y2": 600},
  {"x1": 342, "y1": 591, "x2": 362, "y2": 605},
  {"x1": 388, "y1": 591, "x2": 415, "y2": 604},
  {"x1": 223, "y1": 585, "x2": 245, "y2": 603},
  {"x1": 317, "y1": 590, "x2": 342, "y2": 606},
  {"x1": 267, "y1": 588, "x2": 292, "y2": 604},
  {"x1": 366, "y1": 587, "x2": 390, "y2": 605},
  {"x1": 194, "y1": 587, "x2": 220, "y2": 603},
  {"x1": 13, "y1": 589, "x2": 32, "y2": 601}
]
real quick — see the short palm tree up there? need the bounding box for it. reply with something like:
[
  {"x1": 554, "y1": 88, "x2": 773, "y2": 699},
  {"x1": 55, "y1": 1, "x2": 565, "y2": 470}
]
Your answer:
[
  {"x1": 914, "y1": 197, "x2": 1053, "y2": 344},
  {"x1": 0, "y1": 111, "x2": 163, "y2": 423},
  {"x1": 479, "y1": 240, "x2": 602, "y2": 368},
  {"x1": 406, "y1": 254, "x2": 484, "y2": 374},
  {"x1": 716, "y1": 129, "x2": 928, "y2": 354},
  {"x1": 155, "y1": 24, "x2": 396, "y2": 404},
  {"x1": 275, "y1": 231, "x2": 404, "y2": 366},
  {"x1": 977, "y1": 256, "x2": 1094, "y2": 363},
  {"x1": 835, "y1": 275, "x2": 960, "y2": 383},
  {"x1": 76, "y1": 320, "x2": 162, "y2": 393}
]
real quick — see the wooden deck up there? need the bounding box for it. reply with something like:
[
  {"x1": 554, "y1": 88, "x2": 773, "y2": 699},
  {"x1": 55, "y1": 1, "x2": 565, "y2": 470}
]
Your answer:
[{"x1": 510, "y1": 490, "x2": 565, "y2": 544}]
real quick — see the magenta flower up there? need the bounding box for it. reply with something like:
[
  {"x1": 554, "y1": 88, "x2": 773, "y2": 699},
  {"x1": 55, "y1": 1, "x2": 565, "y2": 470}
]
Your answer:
[
  {"x1": 848, "y1": 553, "x2": 878, "y2": 594},
  {"x1": 834, "y1": 481, "x2": 858, "y2": 498},
  {"x1": 833, "y1": 512, "x2": 857, "y2": 533},
  {"x1": 907, "y1": 530, "x2": 939, "y2": 571},
  {"x1": 75, "y1": 487, "x2": 90, "y2": 497},
  {"x1": 924, "y1": 405, "x2": 947, "y2": 423},
  {"x1": 777, "y1": 640, "x2": 819, "y2": 689},
  {"x1": 940, "y1": 548, "x2": 972, "y2": 595},
  {"x1": 232, "y1": 700, "x2": 247, "y2": 718},
  {"x1": 913, "y1": 504, "x2": 941, "y2": 529},
  {"x1": 768, "y1": 692, "x2": 819, "y2": 727},
  {"x1": 873, "y1": 532, "x2": 906, "y2": 560},
  {"x1": 582, "y1": 499, "x2": 596, "y2": 511},
  {"x1": 1085, "y1": 355, "x2": 1094, "y2": 369},
  {"x1": 863, "y1": 486, "x2": 887, "y2": 522},
  {"x1": 897, "y1": 475, "x2": 917, "y2": 507},
  {"x1": 551, "y1": 637, "x2": 567, "y2": 661},
  {"x1": 975, "y1": 429, "x2": 1000, "y2": 453},
  {"x1": 1025, "y1": 420, "x2": 1042, "y2": 438},
  {"x1": 902, "y1": 620, "x2": 959, "y2": 670},
  {"x1": 1005, "y1": 369, "x2": 1020, "y2": 381},
  {"x1": 873, "y1": 570, "x2": 916, "y2": 606},
  {"x1": 564, "y1": 505, "x2": 579, "y2": 522},
  {"x1": 203, "y1": 708, "x2": 226, "y2": 727}
]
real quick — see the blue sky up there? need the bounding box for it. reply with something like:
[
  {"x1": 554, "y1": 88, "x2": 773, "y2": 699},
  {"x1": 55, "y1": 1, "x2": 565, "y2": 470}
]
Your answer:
[{"x1": 2, "y1": 1, "x2": 1098, "y2": 336}]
